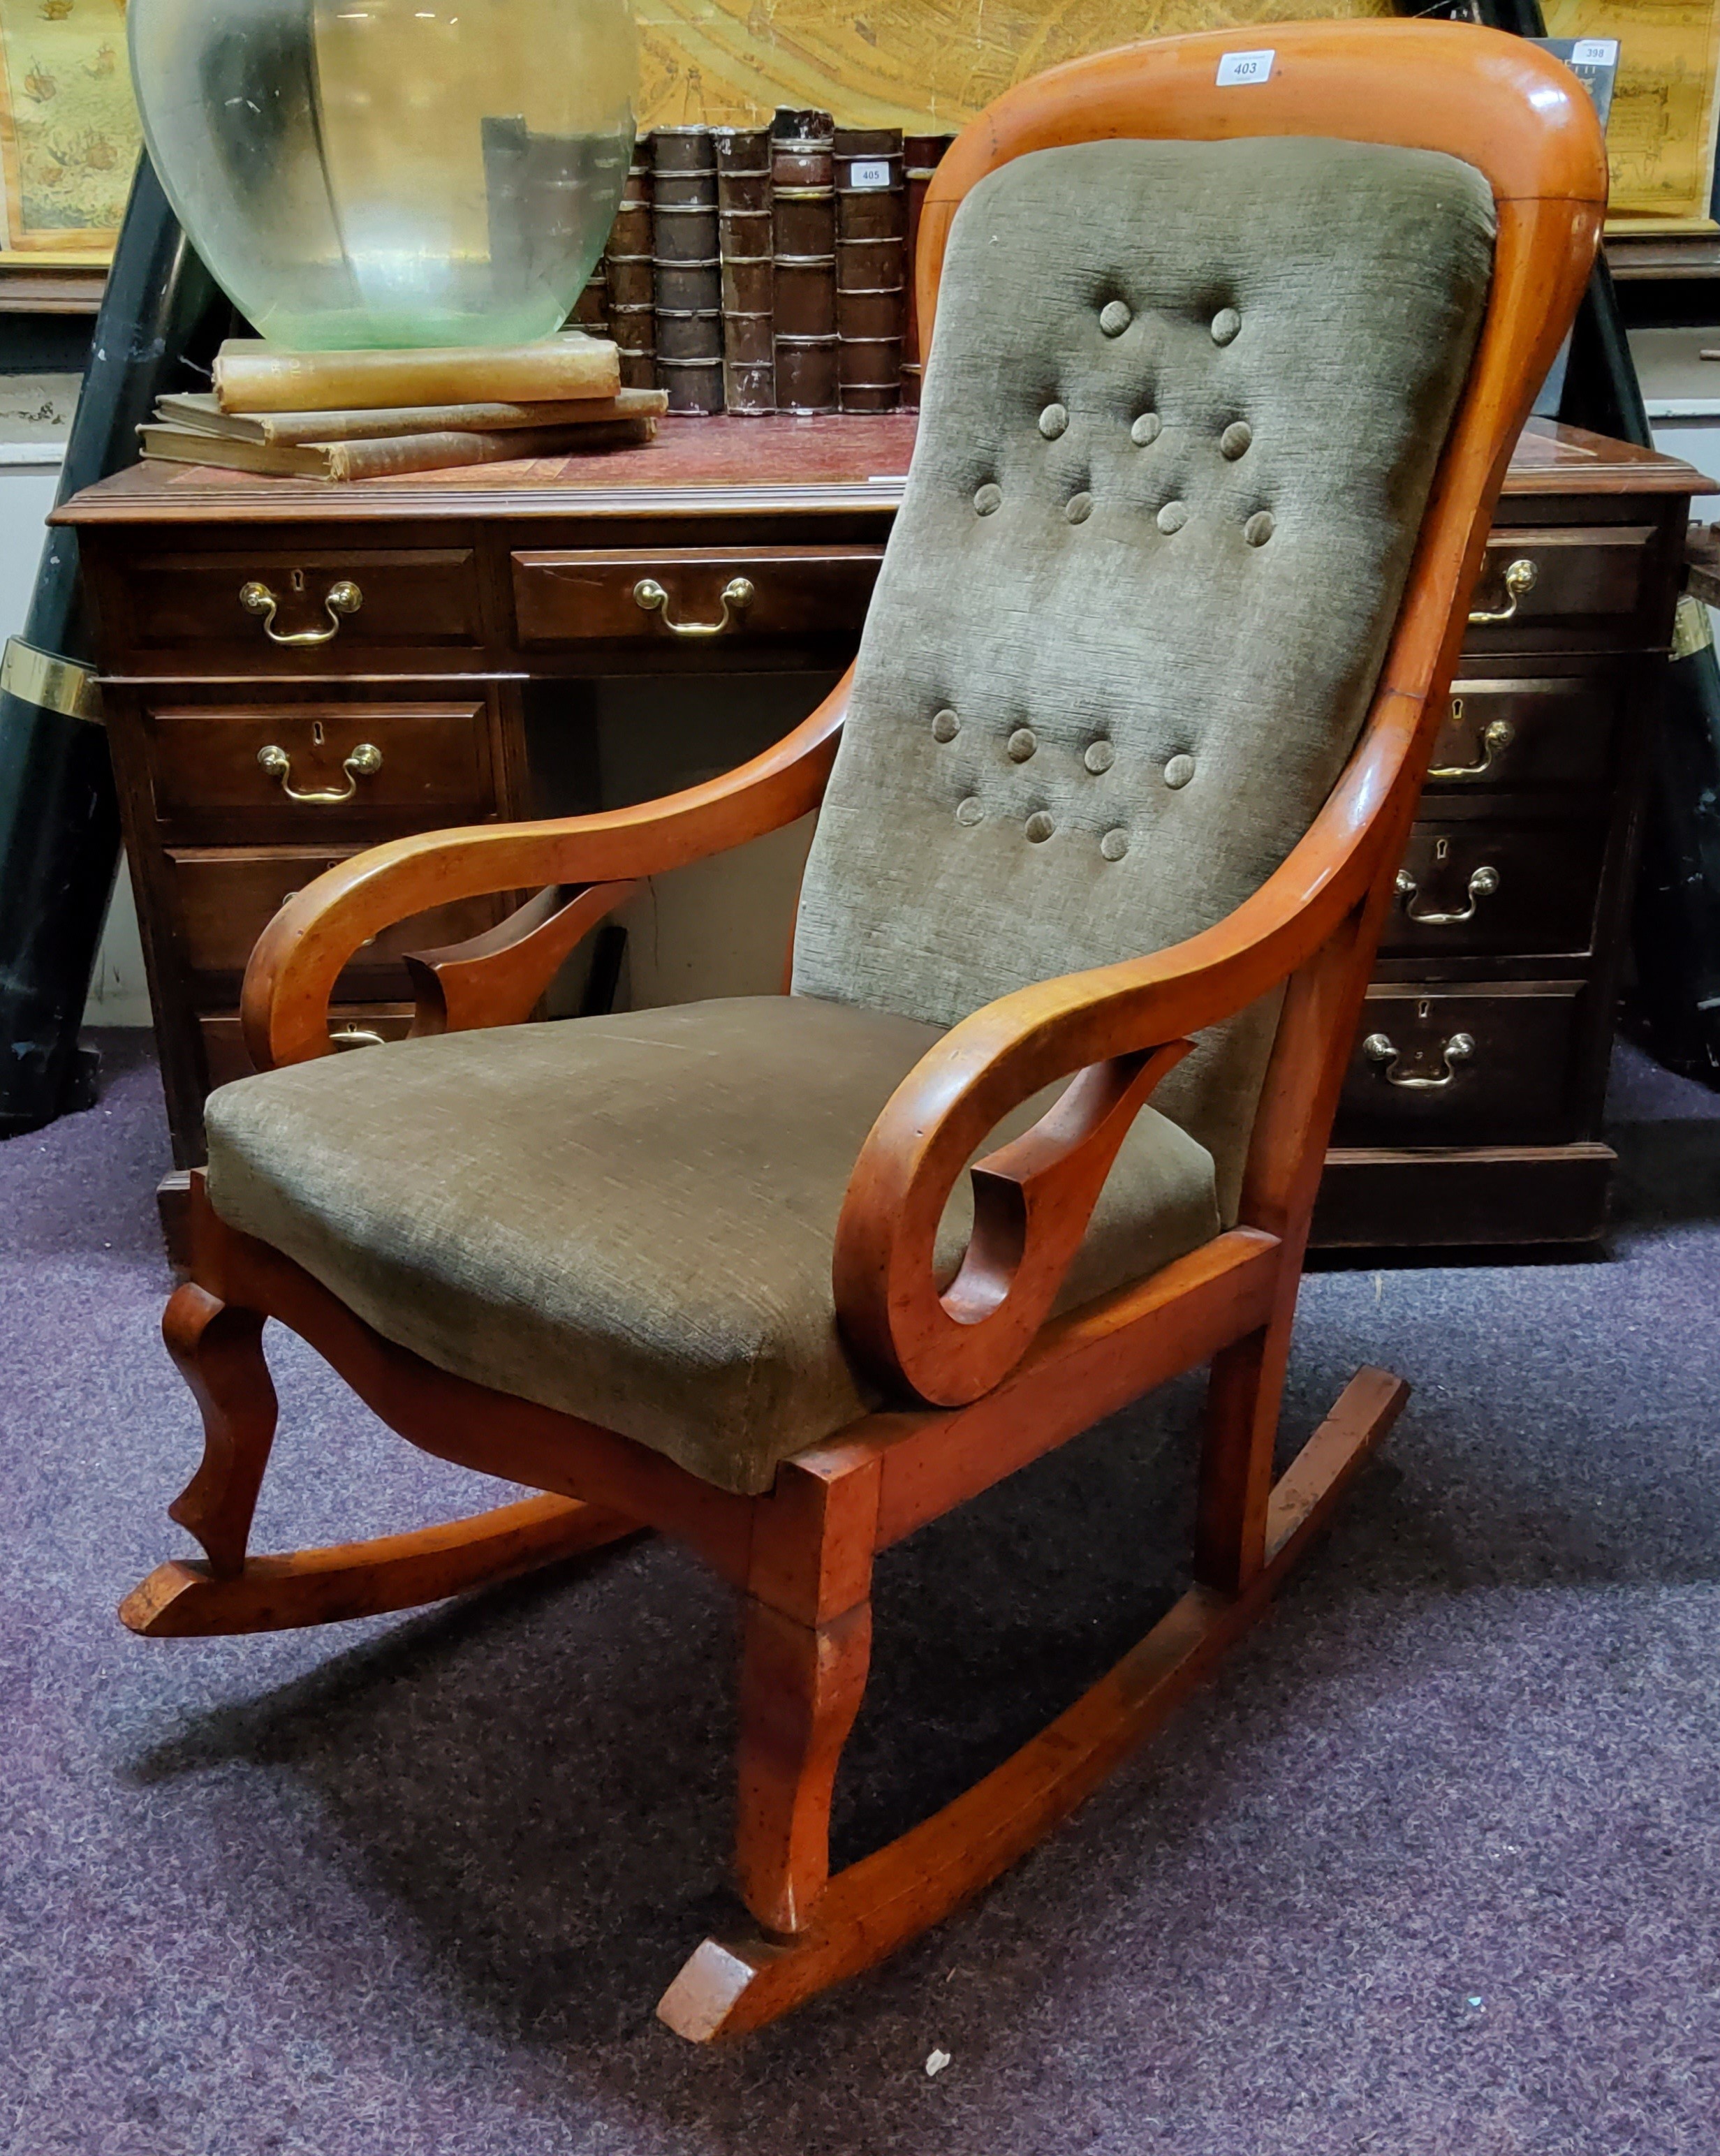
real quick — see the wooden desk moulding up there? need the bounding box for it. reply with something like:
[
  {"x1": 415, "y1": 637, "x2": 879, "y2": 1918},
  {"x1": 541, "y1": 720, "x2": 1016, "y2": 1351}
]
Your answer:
[{"x1": 61, "y1": 408, "x2": 1708, "y2": 1252}]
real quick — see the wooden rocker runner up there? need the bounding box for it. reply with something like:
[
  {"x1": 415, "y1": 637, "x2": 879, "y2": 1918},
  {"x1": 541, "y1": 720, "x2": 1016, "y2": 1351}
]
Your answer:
[{"x1": 121, "y1": 22, "x2": 1606, "y2": 2039}]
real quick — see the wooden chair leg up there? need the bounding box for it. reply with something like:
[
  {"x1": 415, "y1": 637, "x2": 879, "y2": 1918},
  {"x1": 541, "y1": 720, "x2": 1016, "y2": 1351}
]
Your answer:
[
  {"x1": 161, "y1": 1282, "x2": 279, "y2": 1579},
  {"x1": 735, "y1": 1594, "x2": 872, "y2": 1935},
  {"x1": 1193, "y1": 1313, "x2": 1294, "y2": 1597},
  {"x1": 659, "y1": 1366, "x2": 1409, "y2": 2043},
  {"x1": 128, "y1": 1282, "x2": 641, "y2": 1638}
]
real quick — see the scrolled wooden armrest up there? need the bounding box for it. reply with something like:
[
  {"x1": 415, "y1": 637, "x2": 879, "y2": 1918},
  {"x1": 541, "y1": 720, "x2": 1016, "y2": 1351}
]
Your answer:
[
  {"x1": 401, "y1": 881, "x2": 645, "y2": 1038},
  {"x1": 832, "y1": 689, "x2": 1420, "y2": 1407},
  {"x1": 240, "y1": 669, "x2": 853, "y2": 1071}
]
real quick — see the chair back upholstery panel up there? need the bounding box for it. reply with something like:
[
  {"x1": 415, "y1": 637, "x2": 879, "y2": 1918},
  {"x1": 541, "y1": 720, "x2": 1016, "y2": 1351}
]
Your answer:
[{"x1": 792, "y1": 136, "x2": 1494, "y2": 1218}]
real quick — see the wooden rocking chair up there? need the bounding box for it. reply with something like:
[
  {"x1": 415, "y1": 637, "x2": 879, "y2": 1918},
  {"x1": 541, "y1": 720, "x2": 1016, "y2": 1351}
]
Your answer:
[{"x1": 121, "y1": 22, "x2": 1605, "y2": 2039}]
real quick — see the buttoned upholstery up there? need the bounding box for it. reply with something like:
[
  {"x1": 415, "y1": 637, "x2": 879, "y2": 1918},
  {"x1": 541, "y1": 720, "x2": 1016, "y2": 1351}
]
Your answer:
[
  {"x1": 205, "y1": 999, "x2": 1219, "y2": 1495},
  {"x1": 793, "y1": 136, "x2": 1496, "y2": 1218}
]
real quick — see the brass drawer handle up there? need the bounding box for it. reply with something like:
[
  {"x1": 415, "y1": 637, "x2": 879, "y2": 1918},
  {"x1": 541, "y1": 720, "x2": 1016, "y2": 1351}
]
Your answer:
[
  {"x1": 1395, "y1": 859, "x2": 1499, "y2": 926},
  {"x1": 1467, "y1": 556, "x2": 1537, "y2": 626},
  {"x1": 1364, "y1": 1029, "x2": 1474, "y2": 1089},
  {"x1": 632, "y1": 574, "x2": 754, "y2": 637},
  {"x1": 257, "y1": 740, "x2": 383, "y2": 804},
  {"x1": 240, "y1": 577, "x2": 363, "y2": 646},
  {"x1": 329, "y1": 1027, "x2": 387, "y2": 1050},
  {"x1": 1427, "y1": 699, "x2": 1515, "y2": 781}
]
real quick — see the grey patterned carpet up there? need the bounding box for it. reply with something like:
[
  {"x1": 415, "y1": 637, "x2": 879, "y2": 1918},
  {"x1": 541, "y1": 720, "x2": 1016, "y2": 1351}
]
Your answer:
[{"x1": 3, "y1": 1030, "x2": 1718, "y2": 2155}]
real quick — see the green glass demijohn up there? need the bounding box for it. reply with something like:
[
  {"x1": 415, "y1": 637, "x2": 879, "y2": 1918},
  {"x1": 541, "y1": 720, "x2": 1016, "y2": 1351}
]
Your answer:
[{"x1": 127, "y1": 0, "x2": 637, "y2": 350}]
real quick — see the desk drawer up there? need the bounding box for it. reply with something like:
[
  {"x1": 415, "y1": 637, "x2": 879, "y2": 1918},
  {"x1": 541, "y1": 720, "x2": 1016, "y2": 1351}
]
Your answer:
[
  {"x1": 117, "y1": 547, "x2": 483, "y2": 668},
  {"x1": 511, "y1": 545, "x2": 881, "y2": 646},
  {"x1": 167, "y1": 848, "x2": 499, "y2": 989},
  {"x1": 1424, "y1": 672, "x2": 1619, "y2": 795},
  {"x1": 1332, "y1": 984, "x2": 1584, "y2": 1149},
  {"x1": 146, "y1": 697, "x2": 492, "y2": 836},
  {"x1": 1380, "y1": 819, "x2": 1608, "y2": 960},
  {"x1": 200, "y1": 1005, "x2": 416, "y2": 1090},
  {"x1": 1462, "y1": 526, "x2": 1656, "y2": 651}
]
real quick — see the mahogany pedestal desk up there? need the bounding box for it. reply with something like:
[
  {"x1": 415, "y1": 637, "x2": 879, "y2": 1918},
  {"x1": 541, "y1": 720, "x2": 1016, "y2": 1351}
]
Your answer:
[{"x1": 57, "y1": 413, "x2": 1709, "y2": 1253}]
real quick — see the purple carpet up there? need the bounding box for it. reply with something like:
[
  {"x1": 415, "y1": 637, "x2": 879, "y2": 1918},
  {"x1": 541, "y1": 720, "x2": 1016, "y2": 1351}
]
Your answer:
[{"x1": 3, "y1": 1031, "x2": 1719, "y2": 2155}]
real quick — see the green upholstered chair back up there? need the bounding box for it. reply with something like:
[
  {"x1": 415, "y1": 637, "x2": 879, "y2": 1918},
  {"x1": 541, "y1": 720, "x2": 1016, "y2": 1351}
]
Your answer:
[{"x1": 791, "y1": 136, "x2": 1496, "y2": 1218}]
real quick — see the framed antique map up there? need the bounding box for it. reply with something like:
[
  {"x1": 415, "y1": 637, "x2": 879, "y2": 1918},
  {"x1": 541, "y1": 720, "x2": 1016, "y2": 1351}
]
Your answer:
[
  {"x1": 1543, "y1": 0, "x2": 1720, "y2": 230},
  {"x1": 0, "y1": 0, "x2": 138, "y2": 265},
  {"x1": 633, "y1": 0, "x2": 1390, "y2": 131}
]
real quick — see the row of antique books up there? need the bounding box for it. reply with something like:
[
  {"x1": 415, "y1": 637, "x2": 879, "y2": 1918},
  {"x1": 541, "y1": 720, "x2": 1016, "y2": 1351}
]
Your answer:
[{"x1": 572, "y1": 114, "x2": 957, "y2": 415}]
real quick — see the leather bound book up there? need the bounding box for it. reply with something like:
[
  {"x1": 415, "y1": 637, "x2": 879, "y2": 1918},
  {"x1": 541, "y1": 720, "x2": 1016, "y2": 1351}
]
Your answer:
[
  {"x1": 901, "y1": 132, "x2": 955, "y2": 408},
  {"x1": 211, "y1": 333, "x2": 619, "y2": 413},
  {"x1": 571, "y1": 260, "x2": 608, "y2": 335},
  {"x1": 833, "y1": 126, "x2": 905, "y2": 414},
  {"x1": 487, "y1": 119, "x2": 629, "y2": 314},
  {"x1": 155, "y1": 387, "x2": 666, "y2": 445},
  {"x1": 714, "y1": 126, "x2": 775, "y2": 414},
  {"x1": 140, "y1": 415, "x2": 656, "y2": 480},
  {"x1": 608, "y1": 152, "x2": 656, "y2": 392},
  {"x1": 771, "y1": 108, "x2": 837, "y2": 415},
  {"x1": 651, "y1": 126, "x2": 723, "y2": 413}
]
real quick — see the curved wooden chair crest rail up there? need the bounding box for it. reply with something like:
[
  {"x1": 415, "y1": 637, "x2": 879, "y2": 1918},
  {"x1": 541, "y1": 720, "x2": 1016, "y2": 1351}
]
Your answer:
[{"x1": 121, "y1": 21, "x2": 1606, "y2": 2041}]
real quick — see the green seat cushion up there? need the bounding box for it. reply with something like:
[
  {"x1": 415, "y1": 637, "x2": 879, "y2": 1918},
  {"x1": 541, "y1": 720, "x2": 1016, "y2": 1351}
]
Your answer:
[{"x1": 205, "y1": 996, "x2": 1220, "y2": 1496}]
